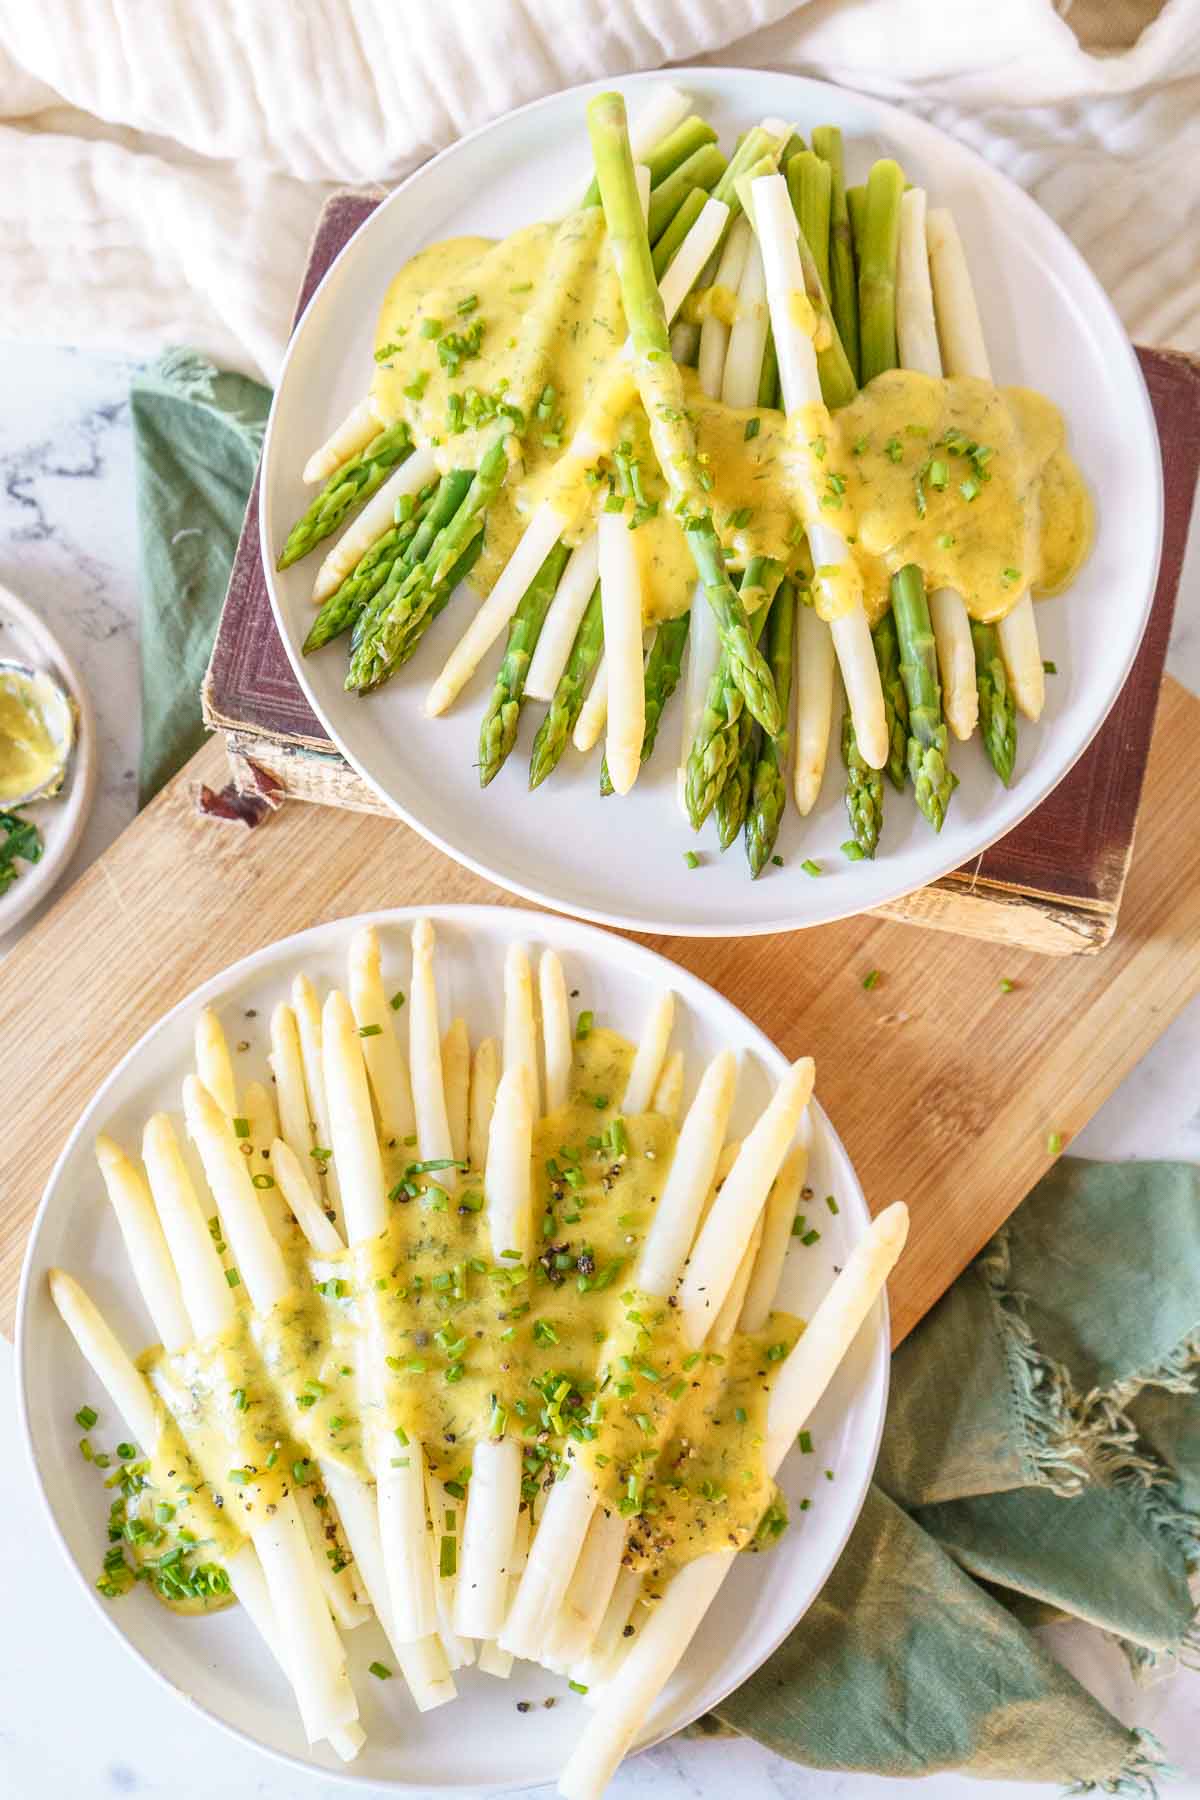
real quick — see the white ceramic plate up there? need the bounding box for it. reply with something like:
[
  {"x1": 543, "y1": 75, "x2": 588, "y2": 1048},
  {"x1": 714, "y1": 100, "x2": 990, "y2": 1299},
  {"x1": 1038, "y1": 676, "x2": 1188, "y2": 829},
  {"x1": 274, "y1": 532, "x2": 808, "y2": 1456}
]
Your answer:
[
  {"x1": 0, "y1": 583, "x2": 96, "y2": 940},
  {"x1": 261, "y1": 69, "x2": 1161, "y2": 937},
  {"x1": 18, "y1": 905, "x2": 888, "y2": 1792}
]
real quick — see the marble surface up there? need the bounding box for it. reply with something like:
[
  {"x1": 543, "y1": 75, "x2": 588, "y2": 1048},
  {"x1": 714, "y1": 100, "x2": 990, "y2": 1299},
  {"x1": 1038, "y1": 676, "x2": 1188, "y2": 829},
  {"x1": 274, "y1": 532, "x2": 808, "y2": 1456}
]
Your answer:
[{"x1": 1, "y1": 338, "x2": 1198, "y2": 1799}]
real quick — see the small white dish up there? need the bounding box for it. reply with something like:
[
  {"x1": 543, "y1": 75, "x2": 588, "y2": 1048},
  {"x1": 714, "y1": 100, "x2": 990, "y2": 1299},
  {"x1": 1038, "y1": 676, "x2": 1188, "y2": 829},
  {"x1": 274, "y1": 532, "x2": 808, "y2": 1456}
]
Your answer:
[
  {"x1": 0, "y1": 583, "x2": 97, "y2": 940},
  {"x1": 17, "y1": 904, "x2": 888, "y2": 1792},
  {"x1": 261, "y1": 67, "x2": 1161, "y2": 938}
]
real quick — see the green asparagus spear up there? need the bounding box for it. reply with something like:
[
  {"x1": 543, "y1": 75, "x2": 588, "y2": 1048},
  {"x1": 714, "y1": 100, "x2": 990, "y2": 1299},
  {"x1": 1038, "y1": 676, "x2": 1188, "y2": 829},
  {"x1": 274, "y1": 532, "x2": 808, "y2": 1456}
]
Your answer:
[
  {"x1": 871, "y1": 610, "x2": 910, "y2": 792},
  {"x1": 891, "y1": 563, "x2": 956, "y2": 830},
  {"x1": 303, "y1": 486, "x2": 435, "y2": 655},
  {"x1": 599, "y1": 610, "x2": 690, "y2": 796},
  {"x1": 858, "y1": 160, "x2": 905, "y2": 385},
  {"x1": 746, "y1": 581, "x2": 797, "y2": 877},
  {"x1": 716, "y1": 716, "x2": 760, "y2": 850},
  {"x1": 277, "y1": 421, "x2": 412, "y2": 568},
  {"x1": 478, "y1": 542, "x2": 571, "y2": 787},
  {"x1": 348, "y1": 438, "x2": 509, "y2": 692},
  {"x1": 528, "y1": 588, "x2": 604, "y2": 789},
  {"x1": 971, "y1": 619, "x2": 1018, "y2": 785},
  {"x1": 348, "y1": 469, "x2": 472, "y2": 663},
  {"x1": 811, "y1": 126, "x2": 860, "y2": 385},
  {"x1": 841, "y1": 707, "x2": 884, "y2": 858},
  {"x1": 846, "y1": 183, "x2": 868, "y2": 257},
  {"x1": 786, "y1": 151, "x2": 832, "y2": 299},
  {"x1": 393, "y1": 532, "x2": 485, "y2": 671},
  {"x1": 686, "y1": 561, "x2": 781, "y2": 830},
  {"x1": 587, "y1": 93, "x2": 781, "y2": 736},
  {"x1": 714, "y1": 579, "x2": 776, "y2": 845},
  {"x1": 646, "y1": 144, "x2": 728, "y2": 243}
]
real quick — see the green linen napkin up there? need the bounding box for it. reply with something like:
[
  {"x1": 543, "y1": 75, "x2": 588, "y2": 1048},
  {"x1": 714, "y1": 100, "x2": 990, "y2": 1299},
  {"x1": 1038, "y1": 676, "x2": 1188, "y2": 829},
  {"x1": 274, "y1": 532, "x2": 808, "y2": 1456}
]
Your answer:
[
  {"x1": 131, "y1": 356, "x2": 1198, "y2": 1792},
  {"x1": 131, "y1": 350, "x2": 272, "y2": 802}
]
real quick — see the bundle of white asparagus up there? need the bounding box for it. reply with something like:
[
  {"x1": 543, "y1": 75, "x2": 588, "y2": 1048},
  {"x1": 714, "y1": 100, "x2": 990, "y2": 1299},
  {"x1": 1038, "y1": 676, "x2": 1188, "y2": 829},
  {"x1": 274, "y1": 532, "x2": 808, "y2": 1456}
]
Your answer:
[
  {"x1": 279, "y1": 81, "x2": 1077, "y2": 879},
  {"x1": 51, "y1": 918, "x2": 906, "y2": 1794}
]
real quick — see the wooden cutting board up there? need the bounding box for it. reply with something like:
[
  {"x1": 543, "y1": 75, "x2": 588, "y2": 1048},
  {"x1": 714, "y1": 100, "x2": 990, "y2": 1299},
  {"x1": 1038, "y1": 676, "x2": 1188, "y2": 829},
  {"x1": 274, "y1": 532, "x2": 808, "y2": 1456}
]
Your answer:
[{"x1": 4, "y1": 672, "x2": 1200, "y2": 1346}]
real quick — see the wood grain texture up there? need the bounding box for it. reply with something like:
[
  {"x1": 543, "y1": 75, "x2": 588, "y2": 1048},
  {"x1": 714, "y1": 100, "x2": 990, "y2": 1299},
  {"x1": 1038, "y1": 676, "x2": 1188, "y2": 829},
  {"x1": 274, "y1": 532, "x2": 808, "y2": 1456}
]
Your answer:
[
  {"x1": 6, "y1": 676, "x2": 1200, "y2": 1344},
  {"x1": 202, "y1": 190, "x2": 1198, "y2": 949}
]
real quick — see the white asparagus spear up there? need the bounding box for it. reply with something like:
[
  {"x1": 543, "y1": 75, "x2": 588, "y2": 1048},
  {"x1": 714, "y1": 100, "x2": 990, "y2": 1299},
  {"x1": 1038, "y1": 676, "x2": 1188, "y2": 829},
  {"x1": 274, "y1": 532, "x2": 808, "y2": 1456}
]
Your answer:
[
  {"x1": 441, "y1": 1017, "x2": 470, "y2": 1166},
  {"x1": 424, "y1": 198, "x2": 727, "y2": 721},
  {"x1": 484, "y1": 1064, "x2": 534, "y2": 1263},
  {"x1": 348, "y1": 924, "x2": 416, "y2": 1144},
  {"x1": 539, "y1": 950, "x2": 572, "y2": 1115},
  {"x1": 503, "y1": 942, "x2": 540, "y2": 1116},
  {"x1": 269, "y1": 1002, "x2": 320, "y2": 1202},
  {"x1": 94, "y1": 1135, "x2": 192, "y2": 1352},
  {"x1": 621, "y1": 990, "x2": 675, "y2": 1114},
  {"x1": 242, "y1": 1079, "x2": 292, "y2": 1244},
  {"x1": 294, "y1": 1481, "x2": 371, "y2": 1632},
  {"x1": 541, "y1": 1504, "x2": 627, "y2": 1674},
  {"x1": 322, "y1": 988, "x2": 439, "y2": 1646},
  {"x1": 477, "y1": 1502, "x2": 531, "y2": 1678},
  {"x1": 793, "y1": 598, "x2": 836, "y2": 813},
  {"x1": 292, "y1": 975, "x2": 344, "y2": 1225},
  {"x1": 409, "y1": 919, "x2": 458, "y2": 1192},
  {"x1": 697, "y1": 215, "x2": 752, "y2": 404},
  {"x1": 142, "y1": 1113, "x2": 236, "y2": 1342},
  {"x1": 677, "y1": 1057, "x2": 815, "y2": 1348},
  {"x1": 634, "y1": 1050, "x2": 737, "y2": 1299},
  {"x1": 650, "y1": 1050, "x2": 684, "y2": 1122},
  {"x1": 708, "y1": 1209, "x2": 765, "y2": 1345},
  {"x1": 303, "y1": 399, "x2": 379, "y2": 485},
  {"x1": 558, "y1": 1203, "x2": 909, "y2": 1800},
  {"x1": 573, "y1": 656, "x2": 609, "y2": 753},
  {"x1": 525, "y1": 539, "x2": 601, "y2": 702},
  {"x1": 195, "y1": 1006, "x2": 237, "y2": 1116},
  {"x1": 926, "y1": 205, "x2": 1044, "y2": 721},
  {"x1": 223, "y1": 1544, "x2": 365, "y2": 1760},
  {"x1": 311, "y1": 446, "x2": 438, "y2": 603},
  {"x1": 598, "y1": 508, "x2": 646, "y2": 796},
  {"x1": 897, "y1": 188, "x2": 977, "y2": 741},
  {"x1": 468, "y1": 1037, "x2": 500, "y2": 1173},
  {"x1": 453, "y1": 1432, "x2": 523, "y2": 1640},
  {"x1": 570, "y1": 1565, "x2": 643, "y2": 1695},
  {"x1": 424, "y1": 1466, "x2": 476, "y2": 1669},
  {"x1": 721, "y1": 234, "x2": 768, "y2": 408},
  {"x1": 270, "y1": 1139, "x2": 344, "y2": 1255},
  {"x1": 753, "y1": 173, "x2": 887, "y2": 771},
  {"x1": 739, "y1": 1128, "x2": 809, "y2": 1332}
]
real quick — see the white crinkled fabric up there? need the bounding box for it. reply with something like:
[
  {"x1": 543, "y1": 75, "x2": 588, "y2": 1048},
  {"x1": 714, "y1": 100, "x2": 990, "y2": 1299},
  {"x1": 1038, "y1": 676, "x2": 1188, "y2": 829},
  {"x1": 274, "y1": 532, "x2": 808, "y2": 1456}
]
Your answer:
[{"x1": 0, "y1": 0, "x2": 1195, "y2": 382}]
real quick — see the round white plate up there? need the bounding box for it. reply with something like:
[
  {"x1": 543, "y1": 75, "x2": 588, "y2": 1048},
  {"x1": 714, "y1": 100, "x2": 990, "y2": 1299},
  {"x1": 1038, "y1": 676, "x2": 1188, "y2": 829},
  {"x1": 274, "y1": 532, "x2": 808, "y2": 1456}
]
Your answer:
[
  {"x1": 0, "y1": 584, "x2": 97, "y2": 939},
  {"x1": 261, "y1": 69, "x2": 1161, "y2": 938},
  {"x1": 17, "y1": 905, "x2": 888, "y2": 1792}
]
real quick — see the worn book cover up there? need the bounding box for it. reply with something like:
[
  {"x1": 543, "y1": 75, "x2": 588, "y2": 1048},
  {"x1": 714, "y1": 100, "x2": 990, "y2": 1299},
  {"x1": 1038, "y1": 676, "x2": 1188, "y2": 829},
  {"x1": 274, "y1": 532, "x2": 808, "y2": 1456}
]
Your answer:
[{"x1": 203, "y1": 193, "x2": 1199, "y2": 953}]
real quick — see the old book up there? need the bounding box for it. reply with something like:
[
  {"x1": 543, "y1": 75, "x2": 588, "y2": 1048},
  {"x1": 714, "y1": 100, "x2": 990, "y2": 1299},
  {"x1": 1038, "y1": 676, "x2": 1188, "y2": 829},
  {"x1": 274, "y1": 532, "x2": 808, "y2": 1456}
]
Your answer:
[{"x1": 202, "y1": 193, "x2": 1200, "y2": 954}]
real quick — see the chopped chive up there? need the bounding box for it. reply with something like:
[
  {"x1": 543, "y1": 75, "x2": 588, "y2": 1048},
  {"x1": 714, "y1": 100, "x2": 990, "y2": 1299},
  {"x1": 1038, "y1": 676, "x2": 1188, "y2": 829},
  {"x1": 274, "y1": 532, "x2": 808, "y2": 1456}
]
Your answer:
[
  {"x1": 684, "y1": 850, "x2": 700, "y2": 869},
  {"x1": 798, "y1": 1429, "x2": 813, "y2": 1453},
  {"x1": 233, "y1": 1117, "x2": 250, "y2": 1139},
  {"x1": 825, "y1": 1194, "x2": 839, "y2": 1214},
  {"x1": 841, "y1": 840, "x2": 865, "y2": 862},
  {"x1": 575, "y1": 1010, "x2": 594, "y2": 1040},
  {"x1": 251, "y1": 1172, "x2": 275, "y2": 1189},
  {"x1": 390, "y1": 990, "x2": 406, "y2": 1011},
  {"x1": 861, "y1": 969, "x2": 880, "y2": 990},
  {"x1": 75, "y1": 1405, "x2": 98, "y2": 1430},
  {"x1": 801, "y1": 859, "x2": 822, "y2": 877},
  {"x1": 358, "y1": 1023, "x2": 383, "y2": 1038},
  {"x1": 999, "y1": 977, "x2": 1016, "y2": 993},
  {"x1": 1043, "y1": 660, "x2": 1058, "y2": 674},
  {"x1": 801, "y1": 1228, "x2": 820, "y2": 1247},
  {"x1": 369, "y1": 1660, "x2": 393, "y2": 1680},
  {"x1": 225, "y1": 1268, "x2": 240, "y2": 1288},
  {"x1": 1047, "y1": 1131, "x2": 1064, "y2": 1155}
]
